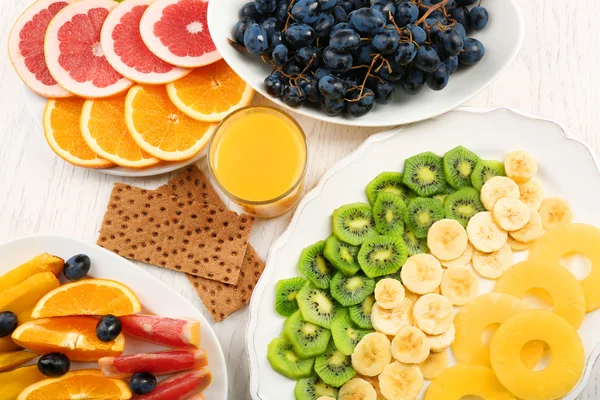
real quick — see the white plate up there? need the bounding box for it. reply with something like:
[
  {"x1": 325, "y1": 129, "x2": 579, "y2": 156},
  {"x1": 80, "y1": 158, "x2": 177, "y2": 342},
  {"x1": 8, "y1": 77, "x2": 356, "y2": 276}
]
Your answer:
[
  {"x1": 208, "y1": 1, "x2": 524, "y2": 127},
  {"x1": 0, "y1": 235, "x2": 227, "y2": 399},
  {"x1": 21, "y1": 86, "x2": 206, "y2": 177},
  {"x1": 246, "y1": 107, "x2": 600, "y2": 399}
]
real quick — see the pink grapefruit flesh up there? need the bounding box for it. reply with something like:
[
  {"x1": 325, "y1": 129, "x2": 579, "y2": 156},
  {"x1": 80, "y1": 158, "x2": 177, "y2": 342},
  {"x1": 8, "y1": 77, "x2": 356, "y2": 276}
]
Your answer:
[
  {"x1": 99, "y1": 349, "x2": 208, "y2": 378},
  {"x1": 139, "y1": 0, "x2": 221, "y2": 68},
  {"x1": 135, "y1": 369, "x2": 212, "y2": 400},
  {"x1": 44, "y1": 0, "x2": 133, "y2": 98},
  {"x1": 101, "y1": 0, "x2": 191, "y2": 84},
  {"x1": 120, "y1": 314, "x2": 200, "y2": 348},
  {"x1": 8, "y1": 0, "x2": 74, "y2": 98}
]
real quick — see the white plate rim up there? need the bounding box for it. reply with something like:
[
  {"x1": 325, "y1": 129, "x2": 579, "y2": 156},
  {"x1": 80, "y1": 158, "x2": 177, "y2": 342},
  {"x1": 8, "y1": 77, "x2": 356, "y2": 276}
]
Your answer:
[{"x1": 245, "y1": 105, "x2": 600, "y2": 400}]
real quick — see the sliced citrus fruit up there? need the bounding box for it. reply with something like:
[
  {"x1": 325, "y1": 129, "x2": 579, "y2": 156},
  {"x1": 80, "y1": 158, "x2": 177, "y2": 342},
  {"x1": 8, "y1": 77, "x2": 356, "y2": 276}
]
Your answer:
[
  {"x1": 140, "y1": 0, "x2": 221, "y2": 68},
  {"x1": 17, "y1": 369, "x2": 132, "y2": 400},
  {"x1": 0, "y1": 366, "x2": 46, "y2": 400},
  {"x1": 0, "y1": 253, "x2": 63, "y2": 295},
  {"x1": 125, "y1": 85, "x2": 216, "y2": 161},
  {"x1": 0, "y1": 271, "x2": 60, "y2": 315},
  {"x1": 99, "y1": 349, "x2": 208, "y2": 378},
  {"x1": 44, "y1": 98, "x2": 115, "y2": 168},
  {"x1": 81, "y1": 94, "x2": 160, "y2": 168},
  {"x1": 12, "y1": 317, "x2": 125, "y2": 362},
  {"x1": 100, "y1": 0, "x2": 191, "y2": 84},
  {"x1": 134, "y1": 369, "x2": 211, "y2": 400},
  {"x1": 44, "y1": 0, "x2": 133, "y2": 98},
  {"x1": 31, "y1": 279, "x2": 141, "y2": 318},
  {"x1": 167, "y1": 59, "x2": 254, "y2": 122},
  {"x1": 0, "y1": 350, "x2": 37, "y2": 372},
  {"x1": 120, "y1": 314, "x2": 200, "y2": 348},
  {"x1": 8, "y1": 0, "x2": 74, "y2": 98}
]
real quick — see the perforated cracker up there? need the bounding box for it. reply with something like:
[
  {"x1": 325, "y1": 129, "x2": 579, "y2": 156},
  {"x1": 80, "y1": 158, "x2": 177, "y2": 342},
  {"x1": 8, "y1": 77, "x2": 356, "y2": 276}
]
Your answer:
[{"x1": 155, "y1": 165, "x2": 224, "y2": 208}]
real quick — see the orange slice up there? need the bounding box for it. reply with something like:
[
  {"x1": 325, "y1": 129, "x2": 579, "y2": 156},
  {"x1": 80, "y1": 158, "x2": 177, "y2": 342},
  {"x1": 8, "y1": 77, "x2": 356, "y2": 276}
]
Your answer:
[
  {"x1": 166, "y1": 59, "x2": 254, "y2": 122},
  {"x1": 12, "y1": 317, "x2": 125, "y2": 362},
  {"x1": 32, "y1": 279, "x2": 141, "y2": 318},
  {"x1": 43, "y1": 98, "x2": 115, "y2": 168},
  {"x1": 81, "y1": 94, "x2": 160, "y2": 168},
  {"x1": 17, "y1": 369, "x2": 131, "y2": 400},
  {"x1": 125, "y1": 85, "x2": 217, "y2": 161}
]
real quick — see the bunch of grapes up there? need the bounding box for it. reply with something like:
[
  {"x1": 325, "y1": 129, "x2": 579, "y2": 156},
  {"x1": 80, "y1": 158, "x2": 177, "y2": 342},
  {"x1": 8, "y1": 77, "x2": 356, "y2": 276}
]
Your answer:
[{"x1": 231, "y1": 0, "x2": 488, "y2": 118}]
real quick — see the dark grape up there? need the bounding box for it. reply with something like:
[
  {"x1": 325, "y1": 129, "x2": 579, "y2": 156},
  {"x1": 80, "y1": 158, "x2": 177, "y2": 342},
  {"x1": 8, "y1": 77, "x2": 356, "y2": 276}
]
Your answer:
[
  {"x1": 318, "y1": 0, "x2": 337, "y2": 11},
  {"x1": 244, "y1": 23, "x2": 269, "y2": 55},
  {"x1": 470, "y1": 6, "x2": 489, "y2": 30},
  {"x1": 456, "y1": 0, "x2": 477, "y2": 5},
  {"x1": 233, "y1": 17, "x2": 255, "y2": 44},
  {"x1": 276, "y1": 0, "x2": 291, "y2": 21},
  {"x1": 373, "y1": 79, "x2": 395, "y2": 104},
  {"x1": 349, "y1": 8, "x2": 385, "y2": 35},
  {"x1": 262, "y1": 17, "x2": 279, "y2": 37},
  {"x1": 296, "y1": 46, "x2": 321, "y2": 67},
  {"x1": 377, "y1": 56, "x2": 406, "y2": 81},
  {"x1": 454, "y1": 22, "x2": 466, "y2": 39},
  {"x1": 240, "y1": 2, "x2": 264, "y2": 22},
  {"x1": 318, "y1": 75, "x2": 347, "y2": 100},
  {"x1": 255, "y1": 0, "x2": 277, "y2": 14},
  {"x1": 395, "y1": 1, "x2": 418, "y2": 27},
  {"x1": 333, "y1": 6, "x2": 348, "y2": 23},
  {"x1": 436, "y1": 29, "x2": 463, "y2": 56},
  {"x1": 401, "y1": 68, "x2": 426, "y2": 95},
  {"x1": 284, "y1": 23, "x2": 316, "y2": 48},
  {"x1": 272, "y1": 44, "x2": 289, "y2": 66},
  {"x1": 371, "y1": 1, "x2": 396, "y2": 21},
  {"x1": 314, "y1": 13, "x2": 335, "y2": 37},
  {"x1": 315, "y1": 67, "x2": 332, "y2": 81},
  {"x1": 321, "y1": 97, "x2": 345, "y2": 116},
  {"x1": 270, "y1": 31, "x2": 284, "y2": 48},
  {"x1": 406, "y1": 24, "x2": 426, "y2": 45},
  {"x1": 346, "y1": 88, "x2": 375, "y2": 117},
  {"x1": 265, "y1": 73, "x2": 285, "y2": 97},
  {"x1": 344, "y1": 75, "x2": 359, "y2": 88},
  {"x1": 354, "y1": 42, "x2": 375, "y2": 64},
  {"x1": 330, "y1": 29, "x2": 361, "y2": 52},
  {"x1": 426, "y1": 18, "x2": 443, "y2": 40},
  {"x1": 459, "y1": 37, "x2": 485, "y2": 65},
  {"x1": 372, "y1": 28, "x2": 399, "y2": 55},
  {"x1": 414, "y1": 45, "x2": 440, "y2": 73},
  {"x1": 299, "y1": 76, "x2": 321, "y2": 102},
  {"x1": 291, "y1": 0, "x2": 320, "y2": 24},
  {"x1": 322, "y1": 46, "x2": 353, "y2": 73},
  {"x1": 282, "y1": 86, "x2": 306, "y2": 107},
  {"x1": 283, "y1": 59, "x2": 302, "y2": 75},
  {"x1": 330, "y1": 22, "x2": 350, "y2": 36},
  {"x1": 429, "y1": 10, "x2": 447, "y2": 23},
  {"x1": 441, "y1": 55, "x2": 459, "y2": 74},
  {"x1": 394, "y1": 41, "x2": 417, "y2": 65},
  {"x1": 448, "y1": 6, "x2": 471, "y2": 30},
  {"x1": 425, "y1": 63, "x2": 449, "y2": 91}
]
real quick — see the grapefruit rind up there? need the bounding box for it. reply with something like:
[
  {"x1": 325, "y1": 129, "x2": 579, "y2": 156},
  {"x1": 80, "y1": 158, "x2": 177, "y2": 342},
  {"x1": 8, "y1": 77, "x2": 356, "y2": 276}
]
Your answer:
[
  {"x1": 8, "y1": 0, "x2": 74, "y2": 98},
  {"x1": 100, "y1": 0, "x2": 191, "y2": 85}
]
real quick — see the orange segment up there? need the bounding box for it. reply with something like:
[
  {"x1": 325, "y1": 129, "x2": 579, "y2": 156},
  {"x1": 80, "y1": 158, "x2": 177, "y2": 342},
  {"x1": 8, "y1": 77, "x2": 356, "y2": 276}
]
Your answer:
[
  {"x1": 0, "y1": 253, "x2": 64, "y2": 295},
  {"x1": 0, "y1": 350, "x2": 37, "y2": 372},
  {"x1": 0, "y1": 366, "x2": 46, "y2": 400},
  {"x1": 81, "y1": 94, "x2": 160, "y2": 168},
  {"x1": 43, "y1": 98, "x2": 115, "y2": 169},
  {"x1": 17, "y1": 369, "x2": 131, "y2": 400},
  {"x1": 0, "y1": 272, "x2": 60, "y2": 315},
  {"x1": 125, "y1": 85, "x2": 217, "y2": 161},
  {"x1": 167, "y1": 60, "x2": 254, "y2": 122},
  {"x1": 31, "y1": 279, "x2": 141, "y2": 318},
  {"x1": 12, "y1": 317, "x2": 125, "y2": 362}
]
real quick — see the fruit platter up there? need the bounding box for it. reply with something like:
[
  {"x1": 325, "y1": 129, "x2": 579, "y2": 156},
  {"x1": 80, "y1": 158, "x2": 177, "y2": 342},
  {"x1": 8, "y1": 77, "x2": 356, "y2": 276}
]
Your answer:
[
  {"x1": 0, "y1": 235, "x2": 227, "y2": 399},
  {"x1": 247, "y1": 108, "x2": 600, "y2": 400}
]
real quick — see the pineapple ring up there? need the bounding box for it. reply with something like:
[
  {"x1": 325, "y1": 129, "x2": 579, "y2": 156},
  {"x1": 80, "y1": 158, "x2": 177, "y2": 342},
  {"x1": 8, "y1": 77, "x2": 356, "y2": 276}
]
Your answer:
[
  {"x1": 493, "y1": 260, "x2": 586, "y2": 329},
  {"x1": 424, "y1": 364, "x2": 516, "y2": 400},
  {"x1": 490, "y1": 310, "x2": 584, "y2": 400},
  {"x1": 530, "y1": 223, "x2": 600, "y2": 312}
]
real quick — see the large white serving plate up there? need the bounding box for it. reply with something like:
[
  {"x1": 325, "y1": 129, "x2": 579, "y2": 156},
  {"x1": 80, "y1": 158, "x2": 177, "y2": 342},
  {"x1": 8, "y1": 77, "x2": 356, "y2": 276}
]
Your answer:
[
  {"x1": 208, "y1": 1, "x2": 524, "y2": 127},
  {"x1": 0, "y1": 235, "x2": 227, "y2": 399},
  {"x1": 247, "y1": 107, "x2": 600, "y2": 400}
]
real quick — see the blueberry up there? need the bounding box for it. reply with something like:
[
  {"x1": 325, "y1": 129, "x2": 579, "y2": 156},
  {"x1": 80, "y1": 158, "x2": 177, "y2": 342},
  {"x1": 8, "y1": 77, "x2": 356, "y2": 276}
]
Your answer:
[
  {"x1": 264, "y1": 74, "x2": 285, "y2": 97},
  {"x1": 37, "y1": 353, "x2": 70, "y2": 377},
  {"x1": 0, "y1": 311, "x2": 18, "y2": 338},
  {"x1": 64, "y1": 254, "x2": 91, "y2": 281},
  {"x1": 470, "y1": 6, "x2": 489, "y2": 30},
  {"x1": 96, "y1": 315, "x2": 122, "y2": 342},
  {"x1": 130, "y1": 372, "x2": 157, "y2": 395},
  {"x1": 233, "y1": 17, "x2": 255, "y2": 44}
]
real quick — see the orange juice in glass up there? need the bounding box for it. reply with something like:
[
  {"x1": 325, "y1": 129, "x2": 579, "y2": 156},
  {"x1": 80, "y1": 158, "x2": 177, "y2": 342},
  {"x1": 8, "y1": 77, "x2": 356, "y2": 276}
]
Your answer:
[{"x1": 208, "y1": 106, "x2": 307, "y2": 218}]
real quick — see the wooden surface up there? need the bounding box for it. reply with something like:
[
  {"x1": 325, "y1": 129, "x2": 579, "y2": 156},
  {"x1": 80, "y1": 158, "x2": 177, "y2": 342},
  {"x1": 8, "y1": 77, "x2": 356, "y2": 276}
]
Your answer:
[{"x1": 1, "y1": 1, "x2": 599, "y2": 398}]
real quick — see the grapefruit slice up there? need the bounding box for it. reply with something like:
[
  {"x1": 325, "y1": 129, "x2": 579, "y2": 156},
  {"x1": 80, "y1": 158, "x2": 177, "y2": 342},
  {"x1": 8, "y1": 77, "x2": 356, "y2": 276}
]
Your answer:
[
  {"x1": 120, "y1": 314, "x2": 200, "y2": 348},
  {"x1": 134, "y1": 369, "x2": 212, "y2": 400},
  {"x1": 8, "y1": 0, "x2": 74, "y2": 98},
  {"x1": 101, "y1": 0, "x2": 191, "y2": 84},
  {"x1": 44, "y1": 0, "x2": 133, "y2": 98},
  {"x1": 99, "y1": 349, "x2": 208, "y2": 378},
  {"x1": 140, "y1": 0, "x2": 221, "y2": 68}
]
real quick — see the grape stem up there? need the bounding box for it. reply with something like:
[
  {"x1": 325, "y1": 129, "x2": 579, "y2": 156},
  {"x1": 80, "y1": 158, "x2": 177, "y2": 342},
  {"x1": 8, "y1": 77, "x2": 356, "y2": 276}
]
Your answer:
[
  {"x1": 358, "y1": 54, "x2": 381, "y2": 98},
  {"x1": 285, "y1": 0, "x2": 297, "y2": 30},
  {"x1": 416, "y1": 0, "x2": 452, "y2": 25}
]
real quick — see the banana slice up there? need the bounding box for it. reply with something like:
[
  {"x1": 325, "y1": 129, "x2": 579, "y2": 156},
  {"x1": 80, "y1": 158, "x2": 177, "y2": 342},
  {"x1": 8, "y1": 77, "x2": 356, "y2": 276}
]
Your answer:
[
  {"x1": 427, "y1": 219, "x2": 469, "y2": 261},
  {"x1": 492, "y1": 197, "x2": 530, "y2": 231},
  {"x1": 413, "y1": 293, "x2": 454, "y2": 335},
  {"x1": 466, "y1": 211, "x2": 508, "y2": 253},
  {"x1": 539, "y1": 197, "x2": 574, "y2": 230},
  {"x1": 507, "y1": 235, "x2": 533, "y2": 251},
  {"x1": 504, "y1": 150, "x2": 538, "y2": 183},
  {"x1": 472, "y1": 244, "x2": 513, "y2": 279},
  {"x1": 404, "y1": 289, "x2": 421, "y2": 304},
  {"x1": 426, "y1": 323, "x2": 455, "y2": 352},
  {"x1": 480, "y1": 176, "x2": 520, "y2": 210},
  {"x1": 418, "y1": 349, "x2": 449, "y2": 380},
  {"x1": 338, "y1": 378, "x2": 377, "y2": 400},
  {"x1": 400, "y1": 254, "x2": 443, "y2": 295},
  {"x1": 519, "y1": 179, "x2": 544, "y2": 210},
  {"x1": 509, "y1": 209, "x2": 543, "y2": 243},
  {"x1": 440, "y1": 243, "x2": 474, "y2": 269},
  {"x1": 351, "y1": 332, "x2": 392, "y2": 377},
  {"x1": 378, "y1": 362, "x2": 424, "y2": 400},
  {"x1": 356, "y1": 375, "x2": 385, "y2": 400},
  {"x1": 440, "y1": 266, "x2": 479, "y2": 306},
  {"x1": 317, "y1": 397, "x2": 336, "y2": 400},
  {"x1": 391, "y1": 326, "x2": 431, "y2": 364},
  {"x1": 375, "y1": 278, "x2": 405, "y2": 310},
  {"x1": 371, "y1": 298, "x2": 414, "y2": 336}
]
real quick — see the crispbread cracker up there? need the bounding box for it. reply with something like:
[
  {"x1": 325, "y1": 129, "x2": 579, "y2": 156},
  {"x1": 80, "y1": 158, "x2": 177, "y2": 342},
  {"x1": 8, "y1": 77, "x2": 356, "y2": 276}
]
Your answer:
[{"x1": 156, "y1": 165, "x2": 224, "y2": 208}]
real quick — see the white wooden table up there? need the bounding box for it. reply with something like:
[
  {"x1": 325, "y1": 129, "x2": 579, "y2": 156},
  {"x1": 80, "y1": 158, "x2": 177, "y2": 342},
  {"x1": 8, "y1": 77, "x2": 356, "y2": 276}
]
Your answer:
[{"x1": 1, "y1": 1, "x2": 599, "y2": 398}]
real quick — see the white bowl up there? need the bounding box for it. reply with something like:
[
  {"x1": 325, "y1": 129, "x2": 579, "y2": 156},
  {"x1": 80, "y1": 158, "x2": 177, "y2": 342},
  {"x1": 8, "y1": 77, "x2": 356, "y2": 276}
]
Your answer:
[{"x1": 208, "y1": 1, "x2": 524, "y2": 127}]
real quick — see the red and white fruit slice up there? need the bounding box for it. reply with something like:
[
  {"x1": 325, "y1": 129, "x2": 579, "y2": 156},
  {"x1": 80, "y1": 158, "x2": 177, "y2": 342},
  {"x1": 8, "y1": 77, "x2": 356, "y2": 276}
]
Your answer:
[
  {"x1": 135, "y1": 369, "x2": 212, "y2": 400},
  {"x1": 99, "y1": 349, "x2": 208, "y2": 378},
  {"x1": 120, "y1": 314, "x2": 200, "y2": 348},
  {"x1": 44, "y1": 0, "x2": 133, "y2": 98},
  {"x1": 8, "y1": 0, "x2": 75, "y2": 98},
  {"x1": 101, "y1": 0, "x2": 191, "y2": 84},
  {"x1": 139, "y1": 0, "x2": 221, "y2": 68}
]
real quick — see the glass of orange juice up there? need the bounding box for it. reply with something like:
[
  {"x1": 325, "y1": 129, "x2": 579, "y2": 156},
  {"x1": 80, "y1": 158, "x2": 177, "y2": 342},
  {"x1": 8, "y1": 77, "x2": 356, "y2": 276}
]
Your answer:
[{"x1": 207, "y1": 106, "x2": 307, "y2": 219}]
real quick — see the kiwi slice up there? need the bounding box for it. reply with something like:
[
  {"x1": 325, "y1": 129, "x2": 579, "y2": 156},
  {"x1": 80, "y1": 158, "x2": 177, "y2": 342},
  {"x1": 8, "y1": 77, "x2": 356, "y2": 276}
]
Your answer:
[
  {"x1": 406, "y1": 197, "x2": 444, "y2": 238},
  {"x1": 402, "y1": 229, "x2": 429, "y2": 256},
  {"x1": 357, "y1": 235, "x2": 408, "y2": 278},
  {"x1": 402, "y1": 152, "x2": 446, "y2": 197},
  {"x1": 275, "y1": 277, "x2": 307, "y2": 317},
  {"x1": 443, "y1": 146, "x2": 481, "y2": 189},
  {"x1": 298, "y1": 241, "x2": 334, "y2": 289},
  {"x1": 267, "y1": 337, "x2": 315, "y2": 380},
  {"x1": 297, "y1": 284, "x2": 341, "y2": 329},
  {"x1": 372, "y1": 192, "x2": 407, "y2": 237},
  {"x1": 329, "y1": 272, "x2": 375, "y2": 307},
  {"x1": 471, "y1": 159, "x2": 506, "y2": 191},
  {"x1": 332, "y1": 203, "x2": 378, "y2": 246},
  {"x1": 444, "y1": 187, "x2": 485, "y2": 227},
  {"x1": 365, "y1": 172, "x2": 416, "y2": 205},
  {"x1": 294, "y1": 374, "x2": 340, "y2": 400},
  {"x1": 349, "y1": 294, "x2": 375, "y2": 330},
  {"x1": 331, "y1": 312, "x2": 372, "y2": 356},
  {"x1": 314, "y1": 339, "x2": 356, "y2": 387},
  {"x1": 283, "y1": 310, "x2": 331, "y2": 359},
  {"x1": 323, "y1": 234, "x2": 361, "y2": 277}
]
